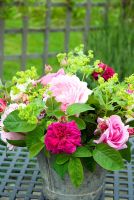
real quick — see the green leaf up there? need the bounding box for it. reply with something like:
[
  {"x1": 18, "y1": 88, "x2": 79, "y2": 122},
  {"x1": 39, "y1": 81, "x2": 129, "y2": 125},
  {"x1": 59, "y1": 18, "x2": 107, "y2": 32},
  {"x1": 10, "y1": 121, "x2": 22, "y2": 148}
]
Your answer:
[
  {"x1": 93, "y1": 143, "x2": 124, "y2": 171},
  {"x1": 82, "y1": 157, "x2": 96, "y2": 172},
  {"x1": 68, "y1": 157, "x2": 84, "y2": 187},
  {"x1": 26, "y1": 121, "x2": 46, "y2": 149},
  {"x1": 69, "y1": 116, "x2": 86, "y2": 130},
  {"x1": 53, "y1": 110, "x2": 65, "y2": 118},
  {"x1": 120, "y1": 142, "x2": 131, "y2": 163},
  {"x1": 3, "y1": 110, "x2": 36, "y2": 133},
  {"x1": 7, "y1": 139, "x2": 26, "y2": 147},
  {"x1": 73, "y1": 146, "x2": 92, "y2": 157},
  {"x1": 126, "y1": 120, "x2": 134, "y2": 127},
  {"x1": 56, "y1": 154, "x2": 69, "y2": 165},
  {"x1": 66, "y1": 103, "x2": 94, "y2": 116},
  {"x1": 29, "y1": 142, "x2": 44, "y2": 158},
  {"x1": 53, "y1": 161, "x2": 68, "y2": 179},
  {"x1": 46, "y1": 97, "x2": 61, "y2": 115}
]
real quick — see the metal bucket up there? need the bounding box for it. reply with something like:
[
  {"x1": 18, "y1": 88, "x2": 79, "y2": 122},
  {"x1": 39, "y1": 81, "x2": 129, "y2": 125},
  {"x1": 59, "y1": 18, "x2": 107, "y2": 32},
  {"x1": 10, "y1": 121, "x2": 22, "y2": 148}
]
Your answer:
[{"x1": 37, "y1": 151, "x2": 106, "y2": 200}]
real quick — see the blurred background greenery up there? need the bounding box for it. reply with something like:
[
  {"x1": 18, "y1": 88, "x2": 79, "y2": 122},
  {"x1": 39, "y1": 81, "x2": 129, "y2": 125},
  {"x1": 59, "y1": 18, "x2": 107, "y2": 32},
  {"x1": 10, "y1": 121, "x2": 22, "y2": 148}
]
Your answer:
[{"x1": 0, "y1": 0, "x2": 134, "y2": 80}]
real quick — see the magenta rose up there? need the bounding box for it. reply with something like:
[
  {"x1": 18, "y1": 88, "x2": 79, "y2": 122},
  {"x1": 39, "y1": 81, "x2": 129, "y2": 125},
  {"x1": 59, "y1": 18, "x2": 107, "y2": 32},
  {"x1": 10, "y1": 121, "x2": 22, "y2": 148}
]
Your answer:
[
  {"x1": 94, "y1": 115, "x2": 129, "y2": 150},
  {"x1": 92, "y1": 62, "x2": 115, "y2": 81},
  {"x1": 44, "y1": 121, "x2": 81, "y2": 154}
]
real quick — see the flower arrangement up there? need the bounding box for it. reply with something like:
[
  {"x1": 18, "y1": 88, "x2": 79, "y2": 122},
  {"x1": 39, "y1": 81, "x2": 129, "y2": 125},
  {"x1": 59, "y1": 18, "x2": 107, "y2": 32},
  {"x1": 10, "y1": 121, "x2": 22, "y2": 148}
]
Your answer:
[{"x1": 0, "y1": 45, "x2": 134, "y2": 187}]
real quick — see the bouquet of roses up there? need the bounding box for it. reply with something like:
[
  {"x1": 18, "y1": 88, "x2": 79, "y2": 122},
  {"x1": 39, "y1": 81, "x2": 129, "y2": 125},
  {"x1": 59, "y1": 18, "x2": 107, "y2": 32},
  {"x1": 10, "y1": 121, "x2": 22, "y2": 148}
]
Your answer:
[{"x1": 0, "y1": 45, "x2": 134, "y2": 187}]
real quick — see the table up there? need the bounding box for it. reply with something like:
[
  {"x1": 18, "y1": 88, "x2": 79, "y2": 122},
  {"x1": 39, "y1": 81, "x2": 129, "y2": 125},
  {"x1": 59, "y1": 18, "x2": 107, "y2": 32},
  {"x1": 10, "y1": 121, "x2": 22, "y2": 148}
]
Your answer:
[{"x1": 0, "y1": 138, "x2": 134, "y2": 200}]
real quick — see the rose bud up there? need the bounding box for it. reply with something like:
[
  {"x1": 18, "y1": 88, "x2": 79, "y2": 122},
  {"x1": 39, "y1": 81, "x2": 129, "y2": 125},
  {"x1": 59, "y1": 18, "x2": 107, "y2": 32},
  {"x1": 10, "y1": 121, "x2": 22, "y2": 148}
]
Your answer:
[{"x1": 0, "y1": 98, "x2": 7, "y2": 113}]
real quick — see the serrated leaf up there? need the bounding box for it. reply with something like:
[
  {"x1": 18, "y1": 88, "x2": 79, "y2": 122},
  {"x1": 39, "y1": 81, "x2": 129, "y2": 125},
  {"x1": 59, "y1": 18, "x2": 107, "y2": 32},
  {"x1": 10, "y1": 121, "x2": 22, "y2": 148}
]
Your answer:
[
  {"x1": 68, "y1": 157, "x2": 84, "y2": 187},
  {"x1": 73, "y1": 146, "x2": 92, "y2": 157},
  {"x1": 69, "y1": 116, "x2": 86, "y2": 130},
  {"x1": 66, "y1": 103, "x2": 94, "y2": 116},
  {"x1": 3, "y1": 110, "x2": 36, "y2": 133},
  {"x1": 93, "y1": 143, "x2": 124, "y2": 171},
  {"x1": 56, "y1": 154, "x2": 69, "y2": 165}
]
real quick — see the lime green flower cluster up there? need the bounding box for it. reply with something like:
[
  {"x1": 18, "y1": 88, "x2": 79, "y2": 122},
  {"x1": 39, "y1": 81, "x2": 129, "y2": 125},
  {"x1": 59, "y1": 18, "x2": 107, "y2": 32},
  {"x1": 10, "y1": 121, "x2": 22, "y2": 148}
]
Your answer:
[
  {"x1": 57, "y1": 44, "x2": 97, "y2": 77},
  {"x1": 125, "y1": 74, "x2": 134, "y2": 91},
  {"x1": 12, "y1": 67, "x2": 38, "y2": 84},
  {"x1": 94, "y1": 74, "x2": 134, "y2": 117},
  {"x1": 27, "y1": 83, "x2": 50, "y2": 102},
  {"x1": 19, "y1": 99, "x2": 45, "y2": 124},
  {"x1": 11, "y1": 67, "x2": 38, "y2": 96}
]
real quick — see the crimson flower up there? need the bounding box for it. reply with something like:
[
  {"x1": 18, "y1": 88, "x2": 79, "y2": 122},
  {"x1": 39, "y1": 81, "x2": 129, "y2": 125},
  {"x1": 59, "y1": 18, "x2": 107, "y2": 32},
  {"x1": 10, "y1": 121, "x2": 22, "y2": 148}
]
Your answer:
[{"x1": 92, "y1": 62, "x2": 115, "y2": 81}]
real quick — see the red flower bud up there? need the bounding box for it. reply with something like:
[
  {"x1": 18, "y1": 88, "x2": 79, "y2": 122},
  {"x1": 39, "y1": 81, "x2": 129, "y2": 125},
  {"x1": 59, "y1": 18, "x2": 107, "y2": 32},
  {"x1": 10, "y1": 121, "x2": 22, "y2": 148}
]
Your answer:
[{"x1": 0, "y1": 98, "x2": 7, "y2": 113}]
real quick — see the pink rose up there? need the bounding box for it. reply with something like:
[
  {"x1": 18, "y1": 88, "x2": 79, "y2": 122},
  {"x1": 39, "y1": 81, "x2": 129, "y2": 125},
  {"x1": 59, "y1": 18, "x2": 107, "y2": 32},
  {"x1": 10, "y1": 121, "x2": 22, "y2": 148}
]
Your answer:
[
  {"x1": 0, "y1": 103, "x2": 21, "y2": 150},
  {"x1": 37, "y1": 68, "x2": 65, "y2": 86},
  {"x1": 49, "y1": 74, "x2": 92, "y2": 111},
  {"x1": 94, "y1": 115, "x2": 129, "y2": 150},
  {"x1": 44, "y1": 121, "x2": 81, "y2": 154},
  {"x1": 92, "y1": 62, "x2": 115, "y2": 81},
  {"x1": 1, "y1": 131, "x2": 25, "y2": 150}
]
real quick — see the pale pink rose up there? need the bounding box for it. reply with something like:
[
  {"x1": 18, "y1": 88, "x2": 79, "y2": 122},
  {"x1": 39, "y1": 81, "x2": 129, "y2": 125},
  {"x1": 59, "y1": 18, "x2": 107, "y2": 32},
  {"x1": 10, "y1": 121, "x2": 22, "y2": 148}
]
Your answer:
[
  {"x1": 37, "y1": 68, "x2": 65, "y2": 86},
  {"x1": 94, "y1": 115, "x2": 129, "y2": 150},
  {"x1": 1, "y1": 131, "x2": 25, "y2": 150},
  {"x1": 0, "y1": 103, "x2": 19, "y2": 128},
  {"x1": 0, "y1": 103, "x2": 22, "y2": 150},
  {"x1": 49, "y1": 74, "x2": 92, "y2": 111}
]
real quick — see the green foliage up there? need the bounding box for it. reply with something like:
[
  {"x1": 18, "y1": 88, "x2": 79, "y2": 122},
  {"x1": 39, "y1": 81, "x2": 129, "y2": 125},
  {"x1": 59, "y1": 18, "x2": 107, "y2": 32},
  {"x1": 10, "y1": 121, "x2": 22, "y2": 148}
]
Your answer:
[
  {"x1": 120, "y1": 142, "x2": 131, "y2": 163},
  {"x1": 56, "y1": 154, "x2": 69, "y2": 165},
  {"x1": 72, "y1": 146, "x2": 92, "y2": 158},
  {"x1": 46, "y1": 97, "x2": 61, "y2": 116},
  {"x1": 68, "y1": 116, "x2": 86, "y2": 130},
  {"x1": 68, "y1": 157, "x2": 84, "y2": 187},
  {"x1": 126, "y1": 120, "x2": 134, "y2": 127},
  {"x1": 3, "y1": 110, "x2": 37, "y2": 133},
  {"x1": 82, "y1": 157, "x2": 96, "y2": 172},
  {"x1": 26, "y1": 120, "x2": 46, "y2": 149},
  {"x1": 29, "y1": 142, "x2": 44, "y2": 158},
  {"x1": 53, "y1": 161, "x2": 68, "y2": 179},
  {"x1": 93, "y1": 143, "x2": 124, "y2": 171},
  {"x1": 7, "y1": 139, "x2": 26, "y2": 147},
  {"x1": 66, "y1": 103, "x2": 94, "y2": 116}
]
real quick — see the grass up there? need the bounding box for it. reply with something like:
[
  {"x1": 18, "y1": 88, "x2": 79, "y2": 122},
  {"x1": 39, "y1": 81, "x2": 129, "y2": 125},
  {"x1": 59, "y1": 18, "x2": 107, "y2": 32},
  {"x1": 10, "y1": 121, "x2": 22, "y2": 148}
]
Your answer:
[{"x1": 2, "y1": 1, "x2": 134, "y2": 81}]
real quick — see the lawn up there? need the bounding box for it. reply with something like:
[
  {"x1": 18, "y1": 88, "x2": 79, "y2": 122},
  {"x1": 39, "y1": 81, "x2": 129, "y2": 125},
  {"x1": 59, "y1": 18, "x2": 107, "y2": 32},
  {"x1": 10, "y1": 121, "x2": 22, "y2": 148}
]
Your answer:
[{"x1": 1, "y1": 0, "x2": 134, "y2": 80}]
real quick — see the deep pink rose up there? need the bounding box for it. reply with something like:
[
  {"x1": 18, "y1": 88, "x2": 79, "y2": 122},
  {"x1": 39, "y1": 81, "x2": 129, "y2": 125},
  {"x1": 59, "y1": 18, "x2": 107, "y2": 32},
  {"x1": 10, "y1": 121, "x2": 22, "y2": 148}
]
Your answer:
[
  {"x1": 92, "y1": 62, "x2": 115, "y2": 81},
  {"x1": 0, "y1": 99, "x2": 7, "y2": 113},
  {"x1": 94, "y1": 115, "x2": 129, "y2": 150},
  {"x1": 44, "y1": 121, "x2": 81, "y2": 154},
  {"x1": 37, "y1": 68, "x2": 65, "y2": 86},
  {"x1": 1, "y1": 131, "x2": 25, "y2": 150},
  {"x1": 49, "y1": 74, "x2": 92, "y2": 111}
]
